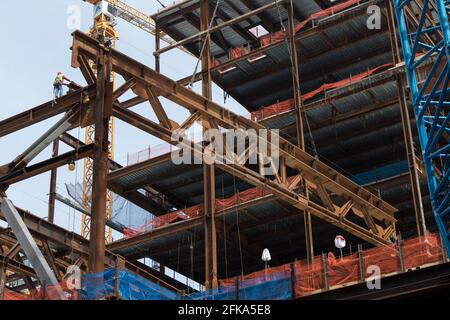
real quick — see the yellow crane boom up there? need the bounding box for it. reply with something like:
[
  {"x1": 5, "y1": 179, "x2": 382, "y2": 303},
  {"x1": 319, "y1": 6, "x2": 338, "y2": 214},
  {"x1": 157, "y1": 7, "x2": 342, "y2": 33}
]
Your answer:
[
  {"x1": 80, "y1": 0, "x2": 190, "y2": 242},
  {"x1": 83, "y1": 0, "x2": 181, "y2": 48}
]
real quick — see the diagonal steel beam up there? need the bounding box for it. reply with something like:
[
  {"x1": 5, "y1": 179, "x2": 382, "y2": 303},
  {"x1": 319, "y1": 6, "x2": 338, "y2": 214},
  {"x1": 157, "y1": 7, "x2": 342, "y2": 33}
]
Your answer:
[{"x1": 0, "y1": 198, "x2": 65, "y2": 299}]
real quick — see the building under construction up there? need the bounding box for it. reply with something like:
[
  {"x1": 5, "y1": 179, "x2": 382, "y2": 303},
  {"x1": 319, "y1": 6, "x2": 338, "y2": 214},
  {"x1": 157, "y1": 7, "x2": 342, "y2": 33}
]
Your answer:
[{"x1": 0, "y1": 0, "x2": 449, "y2": 300}]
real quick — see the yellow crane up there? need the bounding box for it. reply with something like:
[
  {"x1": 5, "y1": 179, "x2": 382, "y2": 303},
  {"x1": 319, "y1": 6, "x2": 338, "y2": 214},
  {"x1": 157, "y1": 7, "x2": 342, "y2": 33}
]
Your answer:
[
  {"x1": 83, "y1": 0, "x2": 180, "y2": 47},
  {"x1": 80, "y1": 0, "x2": 186, "y2": 242},
  {"x1": 81, "y1": 1, "x2": 118, "y2": 243}
]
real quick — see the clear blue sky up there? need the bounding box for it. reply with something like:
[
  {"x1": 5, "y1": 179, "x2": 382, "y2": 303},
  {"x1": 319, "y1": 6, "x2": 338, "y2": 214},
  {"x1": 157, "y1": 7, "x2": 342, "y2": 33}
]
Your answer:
[{"x1": 0, "y1": 0, "x2": 247, "y2": 236}]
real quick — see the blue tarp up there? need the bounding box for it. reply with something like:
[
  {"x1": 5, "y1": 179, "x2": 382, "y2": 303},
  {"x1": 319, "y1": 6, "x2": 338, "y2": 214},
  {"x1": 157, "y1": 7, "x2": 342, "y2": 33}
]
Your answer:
[
  {"x1": 82, "y1": 268, "x2": 293, "y2": 300},
  {"x1": 353, "y1": 160, "x2": 409, "y2": 185}
]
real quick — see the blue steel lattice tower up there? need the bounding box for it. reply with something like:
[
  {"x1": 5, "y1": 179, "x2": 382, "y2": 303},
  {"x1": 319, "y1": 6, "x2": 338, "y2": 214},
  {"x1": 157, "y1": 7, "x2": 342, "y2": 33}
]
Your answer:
[{"x1": 394, "y1": 0, "x2": 450, "y2": 255}]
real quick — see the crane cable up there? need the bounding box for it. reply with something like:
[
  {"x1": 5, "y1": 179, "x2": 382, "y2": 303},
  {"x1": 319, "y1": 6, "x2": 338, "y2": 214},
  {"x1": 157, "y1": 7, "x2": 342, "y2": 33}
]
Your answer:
[
  {"x1": 188, "y1": 0, "x2": 221, "y2": 88},
  {"x1": 274, "y1": 0, "x2": 318, "y2": 158}
]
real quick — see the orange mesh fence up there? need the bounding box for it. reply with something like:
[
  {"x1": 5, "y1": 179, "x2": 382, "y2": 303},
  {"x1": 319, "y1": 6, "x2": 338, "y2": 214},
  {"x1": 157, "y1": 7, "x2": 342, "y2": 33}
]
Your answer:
[
  {"x1": 213, "y1": 0, "x2": 361, "y2": 68},
  {"x1": 403, "y1": 234, "x2": 443, "y2": 269},
  {"x1": 250, "y1": 99, "x2": 295, "y2": 121},
  {"x1": 294, "y1": 257, "x2": 324, "y2": 297},
  {"x1": 3, "y1": 281, "x2": 79, "y2": 300},
  {"x1": 251, "y1": 63, "x2": 393, "y2": 121},
  {"x1": 230, "y1": 46, "x2": 251, "y2": 60},
  {"x1": 260, "y1": 30, "x2": 286, "y2": 47},
  {"x1": 123, "y1": 178, "x2": 291, "y2": 238},
  {"x1": 4, "y1": 290, "x2": 32, "y2": 300},
  {"x1": 363, "y1": 244, "x2": 399, "y2": 277},
  {"x1": 217, "y1": 233, "x2": 444, "y2": 299},
  {"x1": 327, "y1": 252, "x2": 360, "y2": 287},
  {"x1": 295, "y1": 0, "x2": 361, "y2": 33}
]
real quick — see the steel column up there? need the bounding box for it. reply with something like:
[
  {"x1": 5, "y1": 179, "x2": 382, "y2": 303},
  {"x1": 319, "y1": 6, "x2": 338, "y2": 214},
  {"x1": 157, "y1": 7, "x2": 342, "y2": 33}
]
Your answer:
[
  {"x1": 200, "y1": 0, "x2": 218, "y2": 290},
  {"x1": 386, "y1": 0, "x2": 427, "y2": 237},
  {"x1": 88, "y1": 48, "x2": 112, "y2": 273},
  {"x1": 288, "y1": 0, "x2": 314, "y2": 263},
  {"x1": 0, "y1": 261, "x2": 6, "y2": 299},
  {"x1": 48, "y1": 140, "x2": 59, "y2": 224}
]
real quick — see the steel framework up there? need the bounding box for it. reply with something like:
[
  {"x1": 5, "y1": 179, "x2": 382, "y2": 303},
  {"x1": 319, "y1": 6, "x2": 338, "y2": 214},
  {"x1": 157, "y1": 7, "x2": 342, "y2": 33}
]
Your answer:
[{"x1": 394, "y1": 0, "x2": 450, "y2": 255}]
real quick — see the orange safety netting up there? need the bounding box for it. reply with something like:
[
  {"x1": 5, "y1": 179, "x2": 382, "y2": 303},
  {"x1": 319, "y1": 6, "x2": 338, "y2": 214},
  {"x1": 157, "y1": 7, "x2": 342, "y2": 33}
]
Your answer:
[
  {"x1": 230, "y1": 46, "x2": 251, "y2": 60},
  {"x1": 123, "y1": 177, "x2": 296, "y2": 238},
  {"x1": 3, "y1": 281, "x2": 79, "y2": 300},
  {"x1": 403, "y1": 234, "x2": 443, "y2": 269},
  {"x1": 295, "y1": 0, "x2": 361, "y2": 33},
  {"x1": 250, "y1": 63, "x2": 393, "y2": 121},
  {"x1": 217, "y1": 233, "x2": 444, "y2": 299},
  {"x1": 220, "y1": 264, "x2": 292, "y2": 288},
  {"x1": 215, "y1": 0, "x2": 361, "y2": 64},
  {"x1": 260, "y1": 30, "x2": 287, "y2": 47}
]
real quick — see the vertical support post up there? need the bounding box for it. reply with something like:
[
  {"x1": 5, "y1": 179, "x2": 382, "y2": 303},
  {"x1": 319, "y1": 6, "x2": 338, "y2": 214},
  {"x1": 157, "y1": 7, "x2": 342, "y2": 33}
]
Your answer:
[
  {"x1": 88, "y1": 48, "x2": 112, "y2": 273},
  {"x1": 200, "y1": 0, "x2": 217, "y2": 290},
  {"x1": 290, "y1": 262, "x2": 296, "y2": 299},
  {"x1": 322, "y1": 253, "x2": 329, "y2": 290},
  {"x1": 280, "y1": 156, "x2": 287, "y2": 184},
  {"x1": 0, "y1": 261, "x2": 6, "y2": 300},
  {"x1": 155, "y1": 24, "x2": 161, "y2": 73},
  {"x1": 357, "y1": 244, "x2": 365, "y2": 283},
  {"x1": 114, "y1": 258, "x2": 122, "y2": 299},
  {"x1": 48, "y1": 140, "x2": 59, "y2": 224},
  {"x1": 235, "y1": 276, "x2": 240, "y2": 300},
  {"x1": 441, "y1": 234, "x2": 449, "y2": 263},
  {"x1": 287, "y1": 0, "x2": 314, "y2": 263},
  {"x1": 386, "y1": 0, "x2": 427, "y2": 237},
  {"x1": 398, "y1": 234, "x2": 406, "y2": 273}
]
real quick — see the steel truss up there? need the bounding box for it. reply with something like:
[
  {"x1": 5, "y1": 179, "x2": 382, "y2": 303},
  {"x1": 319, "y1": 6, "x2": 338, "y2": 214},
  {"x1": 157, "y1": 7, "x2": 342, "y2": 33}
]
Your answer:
[
  {"x1": 71, "y1": 30, "x2": 397, "y2": 250},
  {"x1": 394, "y1": 0, "x2": 450, "y2": 255},
  {"x1": 0, "y1": 30, "x2": 398, "y2": 277}
]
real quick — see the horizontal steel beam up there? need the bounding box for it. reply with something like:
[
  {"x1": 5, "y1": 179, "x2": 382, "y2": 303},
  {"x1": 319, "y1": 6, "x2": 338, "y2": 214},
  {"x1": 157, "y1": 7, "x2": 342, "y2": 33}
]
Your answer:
[
  {"x1": 155, "y1": 0, "x2": 288, "y2": 55},
  {"x1": 0, "y1": 85, "x2": 96, "y2": 138},
  {"x1": 0, "y1": 144, "x2": 94, "y2": 186}
]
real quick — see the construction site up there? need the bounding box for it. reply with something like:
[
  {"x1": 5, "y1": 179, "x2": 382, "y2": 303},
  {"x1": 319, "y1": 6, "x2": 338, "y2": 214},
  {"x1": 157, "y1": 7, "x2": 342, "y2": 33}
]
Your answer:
[{"x1": 0, "y1": 0, "x2": 449, "y2": 301}]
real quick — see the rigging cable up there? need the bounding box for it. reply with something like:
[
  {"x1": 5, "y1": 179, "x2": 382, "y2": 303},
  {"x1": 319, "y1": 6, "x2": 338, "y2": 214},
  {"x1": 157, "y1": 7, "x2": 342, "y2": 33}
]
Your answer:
[
  {"x1": 274, "y1": 0, "x2": 319, "y2": 157},
  {"x1": 188, "y1": 0, "x2": 221, "y2": 88}
]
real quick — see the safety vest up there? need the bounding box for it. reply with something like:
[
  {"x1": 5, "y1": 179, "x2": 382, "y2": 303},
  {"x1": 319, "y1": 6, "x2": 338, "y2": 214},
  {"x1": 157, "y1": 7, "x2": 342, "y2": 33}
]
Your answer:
[{"x1": 54, "y1": 74, "x2": 64, "y2": 86}]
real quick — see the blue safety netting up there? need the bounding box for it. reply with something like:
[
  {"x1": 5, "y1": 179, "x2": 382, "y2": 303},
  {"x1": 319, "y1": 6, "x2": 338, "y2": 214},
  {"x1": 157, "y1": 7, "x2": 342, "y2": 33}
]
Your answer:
[
  {"x1": 82, "y1": 268, "x2": 293, "y2": 300},
  {"x1": 82, "y1": 268, "x2": 180, "y2": 300},
  {"x1": 188, "y1": 274, "x2": 292, "y2": 300}
]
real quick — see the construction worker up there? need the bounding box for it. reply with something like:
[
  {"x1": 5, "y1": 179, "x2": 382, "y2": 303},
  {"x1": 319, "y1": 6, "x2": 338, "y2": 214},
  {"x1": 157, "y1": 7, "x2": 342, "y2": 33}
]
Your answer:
[{"x1": 53, "y1": 72, "x2": 71, "y2": 101}]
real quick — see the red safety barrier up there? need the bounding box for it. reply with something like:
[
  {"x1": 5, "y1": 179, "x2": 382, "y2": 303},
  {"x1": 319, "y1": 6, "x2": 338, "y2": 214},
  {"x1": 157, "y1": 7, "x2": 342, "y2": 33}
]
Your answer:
[
  {"x1": 295, "y1": 0, "x2": 361, "y2": 33},
  {"x1": 294, "y1": 258, "x2": 325, "y2": 296},
  {"x1": 260, "y1": 30, "x2": 286, "y2": 47},
  {"x1": 251, "y1": 63, "x2": 393, "y2": 121},
  {"x1": 217, "y1": 233, "x2": 444, "y2": 299},
  {"x1": 327, "y1": 252, "x2": 360, "y2": 287},
  {"x1": 230, "y1": 46, "x2": 251, "y2": 60},
  {"x1": 403, "y1": 234, "x2": 443, "y2": 269},
  {"x1": 213, "y1": 0, "x2": 361, "y2": 68},
  {"x1": 123, "y1": 177, "x2": 297, "y2": 238},
  {"x1": 3, "y1": 281, "x2": 79, "y2": 300}
]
